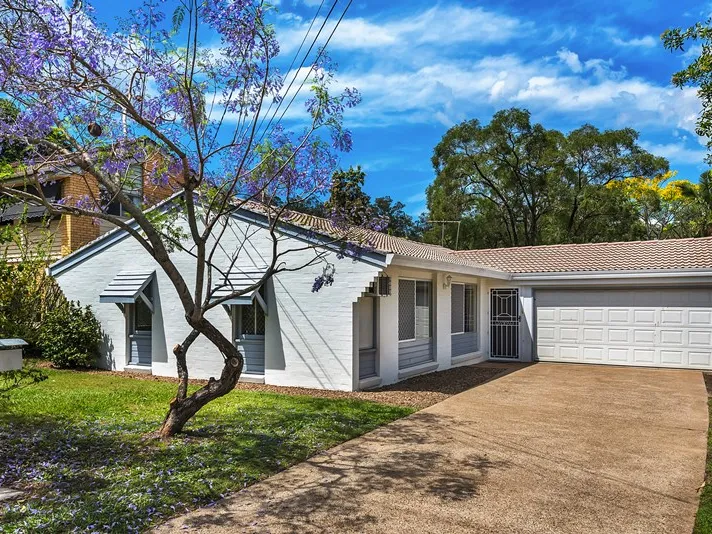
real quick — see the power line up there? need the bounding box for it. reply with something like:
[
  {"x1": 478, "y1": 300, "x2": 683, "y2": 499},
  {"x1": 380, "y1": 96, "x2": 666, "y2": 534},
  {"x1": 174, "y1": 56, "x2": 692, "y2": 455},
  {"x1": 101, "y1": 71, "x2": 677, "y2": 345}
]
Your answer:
[
  {"x1": 253, "y1": 0, "x2": 328, "y2": 139},
  {"x1": 258, "y1": 0, "x2": 342, "y2": 141}
]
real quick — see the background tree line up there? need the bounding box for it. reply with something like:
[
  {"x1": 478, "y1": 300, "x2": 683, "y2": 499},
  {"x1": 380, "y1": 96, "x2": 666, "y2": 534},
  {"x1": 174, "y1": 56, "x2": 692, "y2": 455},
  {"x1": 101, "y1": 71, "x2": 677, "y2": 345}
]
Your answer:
[
  {"x1": 305, "y1": 107, "x2": 712, "y2": 250},
  {"x1": 424, "y1": 108, "x2": 712, "y2": 250},
  {"x1": 289, "y1": 165, "x2": 423, "y2": 240}
]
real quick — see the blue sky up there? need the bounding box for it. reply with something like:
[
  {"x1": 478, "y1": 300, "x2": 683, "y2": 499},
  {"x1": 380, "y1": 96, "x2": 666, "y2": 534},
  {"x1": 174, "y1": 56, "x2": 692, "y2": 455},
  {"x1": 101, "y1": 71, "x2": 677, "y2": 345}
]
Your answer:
[{"x1": 97, "y1": 0, "x2": 710, "y2": 215}]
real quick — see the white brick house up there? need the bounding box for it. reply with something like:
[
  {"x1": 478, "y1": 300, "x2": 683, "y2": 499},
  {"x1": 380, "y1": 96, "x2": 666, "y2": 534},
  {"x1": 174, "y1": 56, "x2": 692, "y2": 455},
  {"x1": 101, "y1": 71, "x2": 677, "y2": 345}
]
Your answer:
[{"x1": 48, "y1": 204, "x2": 712, "y2": 391}]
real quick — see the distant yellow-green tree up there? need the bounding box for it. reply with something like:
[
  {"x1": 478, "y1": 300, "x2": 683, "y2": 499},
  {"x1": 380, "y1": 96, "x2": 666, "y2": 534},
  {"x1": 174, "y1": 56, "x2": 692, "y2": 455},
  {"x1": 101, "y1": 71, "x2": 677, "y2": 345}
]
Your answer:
[{"x1": 607, "y1": 171, "x2": 699, "y2": 239}]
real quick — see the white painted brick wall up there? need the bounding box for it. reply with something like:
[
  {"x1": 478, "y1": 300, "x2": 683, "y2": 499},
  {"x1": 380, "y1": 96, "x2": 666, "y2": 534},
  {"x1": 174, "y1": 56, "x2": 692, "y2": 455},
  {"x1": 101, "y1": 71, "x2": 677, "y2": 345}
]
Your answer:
[
  {"x1": 54, "y1": 215, "x2": 382, "y2": 391},
  {"x1": 375, "y1": 265, "x2": 491, "y2": 386}
]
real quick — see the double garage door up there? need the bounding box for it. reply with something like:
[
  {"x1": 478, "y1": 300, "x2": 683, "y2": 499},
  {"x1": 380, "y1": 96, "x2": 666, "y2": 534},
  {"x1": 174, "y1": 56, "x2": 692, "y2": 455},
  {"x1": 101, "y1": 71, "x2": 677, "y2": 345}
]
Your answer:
[{"x1": 535, "y1": 288, "x2": 712, "y2": 370}]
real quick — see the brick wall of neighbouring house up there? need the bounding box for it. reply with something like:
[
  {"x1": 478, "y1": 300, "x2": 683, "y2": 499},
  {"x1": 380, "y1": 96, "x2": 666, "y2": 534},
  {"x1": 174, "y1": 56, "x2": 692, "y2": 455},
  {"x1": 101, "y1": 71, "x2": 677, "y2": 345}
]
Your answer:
[
  {"x1": 142, "y1": 152, "x2": 181, "y2": 205},
  {"x1": 60, "y1": 173, "x2": 101, "y2": 255}
]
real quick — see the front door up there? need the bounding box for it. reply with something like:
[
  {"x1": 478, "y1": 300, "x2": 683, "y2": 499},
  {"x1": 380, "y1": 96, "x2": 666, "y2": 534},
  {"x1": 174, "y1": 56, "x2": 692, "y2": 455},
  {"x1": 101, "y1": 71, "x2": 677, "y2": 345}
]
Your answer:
[
  {"x1": 235, "y1": 302, "x2": 266, "y2": 375},
  {"x1": 358, "y1": 296, "x2": 378, "y2": 379},
  {"x1": 490, "y1": 288, "x2": 520, "y2": 359}
]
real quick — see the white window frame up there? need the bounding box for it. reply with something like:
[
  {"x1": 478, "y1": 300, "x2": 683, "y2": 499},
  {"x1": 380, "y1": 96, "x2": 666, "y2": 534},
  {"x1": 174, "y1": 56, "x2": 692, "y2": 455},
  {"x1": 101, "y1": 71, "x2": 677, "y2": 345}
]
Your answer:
[
  {"x1": 398, "y1": 277, "x2": 433, "y2": 343},
  {"x1": 451, "y1": 282, "x2": 479, "y2": 335}
]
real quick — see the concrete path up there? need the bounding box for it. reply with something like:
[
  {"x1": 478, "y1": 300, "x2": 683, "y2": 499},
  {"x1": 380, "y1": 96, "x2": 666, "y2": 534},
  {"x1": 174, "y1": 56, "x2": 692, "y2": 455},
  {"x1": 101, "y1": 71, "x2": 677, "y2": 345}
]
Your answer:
[{"x1": 154, "y1": 363, "x2": 708, "y2": 534}]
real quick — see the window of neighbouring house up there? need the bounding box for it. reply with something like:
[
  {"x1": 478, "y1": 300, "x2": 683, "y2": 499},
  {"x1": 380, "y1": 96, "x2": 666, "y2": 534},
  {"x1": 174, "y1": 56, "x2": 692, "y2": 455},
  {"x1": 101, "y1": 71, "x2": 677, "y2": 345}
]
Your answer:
[
  {"x1": 398, "y1": 279, "x2": 432, "y2": 342},
  {"x1": 451, "y1": 283, "x2": 477, "y2": 334},
  {"x1": 103, "y1": 165, "x2": 143, "y2": 216}
]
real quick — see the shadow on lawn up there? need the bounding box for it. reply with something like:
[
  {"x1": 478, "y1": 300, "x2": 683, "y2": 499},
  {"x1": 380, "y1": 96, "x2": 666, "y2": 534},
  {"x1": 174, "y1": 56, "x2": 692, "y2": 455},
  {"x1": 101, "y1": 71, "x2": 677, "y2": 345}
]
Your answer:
[
  {"x1": 0, "y1": 400, "x2": 405, "y2": 532},
  {"x1": 166, "y1": 411, "x2": 512, "y2": 534}
]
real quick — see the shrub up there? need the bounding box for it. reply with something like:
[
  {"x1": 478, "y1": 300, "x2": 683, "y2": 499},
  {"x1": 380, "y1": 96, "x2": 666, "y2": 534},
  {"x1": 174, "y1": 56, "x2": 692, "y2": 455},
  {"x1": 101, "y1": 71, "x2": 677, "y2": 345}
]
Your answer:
[
  {"x1": 0, "y1": 260, "x2": 63, "y2": 355},
  {"x1": 38, "y1": 300, "x2": 102, "y2": 368}
]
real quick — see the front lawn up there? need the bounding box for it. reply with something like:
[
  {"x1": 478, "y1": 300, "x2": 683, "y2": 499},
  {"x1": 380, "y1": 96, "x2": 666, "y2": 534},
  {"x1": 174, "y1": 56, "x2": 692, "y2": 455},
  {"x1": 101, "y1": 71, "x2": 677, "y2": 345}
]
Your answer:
[{"x1": 0, "y1": 370, "x2": 413, "y2": 533}]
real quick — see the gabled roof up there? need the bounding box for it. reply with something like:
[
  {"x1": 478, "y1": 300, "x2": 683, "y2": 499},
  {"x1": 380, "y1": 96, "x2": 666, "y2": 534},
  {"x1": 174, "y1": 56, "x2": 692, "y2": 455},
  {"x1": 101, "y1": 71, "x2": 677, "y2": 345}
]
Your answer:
[
  {"x1": 274, "y1": 210, "x2": 500, "y2": 272},
  {"x1": 49, "y1": 189, "x2": 712, "y2": 280},
  {"x1": 453, "y1": 237, "x2": 712, "y2": 273}
]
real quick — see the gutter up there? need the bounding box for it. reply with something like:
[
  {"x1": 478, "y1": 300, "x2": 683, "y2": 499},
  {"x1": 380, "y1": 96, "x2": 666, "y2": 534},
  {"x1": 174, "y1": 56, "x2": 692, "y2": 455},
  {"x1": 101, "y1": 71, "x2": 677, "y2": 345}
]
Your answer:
[
  {"x1": 512, "y1": 268, "x2": 712, "y2": 281},
  {"x1": 510, "y1": 268, "x2": 712, "y2": 287},
  {"x1": 390, "y1": 255, "x2": 511, "y2": 280}
]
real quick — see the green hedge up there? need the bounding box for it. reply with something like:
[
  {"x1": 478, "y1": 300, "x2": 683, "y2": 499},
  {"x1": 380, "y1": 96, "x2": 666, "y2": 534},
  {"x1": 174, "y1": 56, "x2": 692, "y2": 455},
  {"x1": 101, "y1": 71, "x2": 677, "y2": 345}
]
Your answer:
[{"x1": 38, "y1": 300, "x2": 102, "y2": 368}]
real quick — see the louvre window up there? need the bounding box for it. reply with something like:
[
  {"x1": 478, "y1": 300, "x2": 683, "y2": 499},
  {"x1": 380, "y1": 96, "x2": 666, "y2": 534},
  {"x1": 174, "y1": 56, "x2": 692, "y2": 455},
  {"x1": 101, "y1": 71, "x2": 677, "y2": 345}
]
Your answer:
[
  {"x1": 240, "y1": 301, "x2": 265, "y2": 336},
  {"x1": 399, "y1": 279, "x2": 432, "y2": 341}
]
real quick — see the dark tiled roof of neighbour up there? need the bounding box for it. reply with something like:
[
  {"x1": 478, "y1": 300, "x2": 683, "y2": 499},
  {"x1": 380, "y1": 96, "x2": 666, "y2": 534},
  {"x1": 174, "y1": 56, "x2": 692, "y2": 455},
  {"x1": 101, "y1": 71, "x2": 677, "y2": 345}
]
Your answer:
[
  {"x1": 0, "y1": 201, "x2": 49, "y2": 223},
  {"x1": 453, "y1": 237, "x2": 712, "y2": 273}
]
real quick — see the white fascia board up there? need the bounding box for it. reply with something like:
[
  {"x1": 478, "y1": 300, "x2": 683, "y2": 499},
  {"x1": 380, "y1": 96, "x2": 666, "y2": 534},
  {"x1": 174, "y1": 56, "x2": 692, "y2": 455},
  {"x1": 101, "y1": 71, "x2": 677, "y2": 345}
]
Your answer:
[
  {"x1": 512, "y1": 269, "x2": 712, "y2": 287},
  {"x1": 390, "y1": 255, "x2": 511, "y2": 280}
]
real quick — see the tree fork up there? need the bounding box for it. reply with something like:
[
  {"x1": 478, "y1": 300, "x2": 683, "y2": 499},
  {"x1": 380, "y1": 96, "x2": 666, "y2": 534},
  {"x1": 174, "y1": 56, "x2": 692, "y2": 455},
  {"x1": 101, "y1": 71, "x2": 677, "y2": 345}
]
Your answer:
[{"x1": 159, "y1": 322, "x2": 243, "y2": 439}]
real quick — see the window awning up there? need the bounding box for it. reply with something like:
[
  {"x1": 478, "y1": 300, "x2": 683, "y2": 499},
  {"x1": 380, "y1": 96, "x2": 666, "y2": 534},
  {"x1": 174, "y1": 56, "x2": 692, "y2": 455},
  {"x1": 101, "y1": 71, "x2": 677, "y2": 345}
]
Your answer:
[
  {"x1": 212, "y1": 265, "x2": 268, "y2": 312},
  {"x1": 100, "y1": 270, "x2": 155, "y2": 312}
]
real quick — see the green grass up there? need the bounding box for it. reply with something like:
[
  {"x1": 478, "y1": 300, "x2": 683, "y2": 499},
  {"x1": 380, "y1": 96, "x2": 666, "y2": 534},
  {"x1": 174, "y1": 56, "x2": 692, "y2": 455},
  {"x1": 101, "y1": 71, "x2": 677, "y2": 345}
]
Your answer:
[
  {"x1": 696, "y1": 399, "x2": 712, "y2": 533},
  {"x1": 0, "y1": 370, "x2": 413, "y2": 533}
]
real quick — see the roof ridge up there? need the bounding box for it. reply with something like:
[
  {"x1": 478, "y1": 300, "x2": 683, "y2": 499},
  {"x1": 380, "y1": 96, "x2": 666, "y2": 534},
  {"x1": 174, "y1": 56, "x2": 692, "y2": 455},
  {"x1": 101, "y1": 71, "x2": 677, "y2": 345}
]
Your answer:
[
  {"x1": 271, "y1": 203, "x2": 453, "y2": 251},
  {"x1": 455, "y1": 235, "x2": 712, "y2": 255}
]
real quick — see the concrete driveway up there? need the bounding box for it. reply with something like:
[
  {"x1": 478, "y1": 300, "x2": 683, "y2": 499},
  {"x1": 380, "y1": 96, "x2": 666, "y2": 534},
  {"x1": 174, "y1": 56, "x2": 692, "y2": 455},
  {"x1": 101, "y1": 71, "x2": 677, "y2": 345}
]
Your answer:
[{"x1": 154, "y1": 363, "x2": 708, "y2": 534}]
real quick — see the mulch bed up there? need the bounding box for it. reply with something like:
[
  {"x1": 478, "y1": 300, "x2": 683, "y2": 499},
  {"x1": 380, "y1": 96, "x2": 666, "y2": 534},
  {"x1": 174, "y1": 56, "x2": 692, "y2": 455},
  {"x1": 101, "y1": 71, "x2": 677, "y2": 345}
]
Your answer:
[
  {"x1": 41, "y1": 362, "x2": 514, "y2": 410},
  {"x1": 704, "y1": 372, "x2": 712, "y2": 396}
]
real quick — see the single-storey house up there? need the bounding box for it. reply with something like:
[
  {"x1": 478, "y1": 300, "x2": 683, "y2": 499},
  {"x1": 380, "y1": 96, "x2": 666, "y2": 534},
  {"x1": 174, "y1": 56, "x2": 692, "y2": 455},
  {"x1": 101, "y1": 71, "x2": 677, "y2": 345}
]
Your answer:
[{"x1": 47, "y1": 202, "x2": 712, "y2": 391}]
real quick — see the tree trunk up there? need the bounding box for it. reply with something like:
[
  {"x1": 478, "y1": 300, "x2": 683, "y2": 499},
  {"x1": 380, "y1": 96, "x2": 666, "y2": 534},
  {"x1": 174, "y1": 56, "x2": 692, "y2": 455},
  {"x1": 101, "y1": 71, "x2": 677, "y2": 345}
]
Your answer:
[{"x1": 158, "y1": 320, "x2": 243, "y2": 439}]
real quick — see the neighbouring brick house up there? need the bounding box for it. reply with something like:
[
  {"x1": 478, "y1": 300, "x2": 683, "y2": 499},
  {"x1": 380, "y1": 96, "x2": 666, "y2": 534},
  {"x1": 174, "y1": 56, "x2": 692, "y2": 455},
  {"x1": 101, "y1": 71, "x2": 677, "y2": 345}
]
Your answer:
[{"x1": 0, "y1": 152, "x2": 177, "y2": 261}]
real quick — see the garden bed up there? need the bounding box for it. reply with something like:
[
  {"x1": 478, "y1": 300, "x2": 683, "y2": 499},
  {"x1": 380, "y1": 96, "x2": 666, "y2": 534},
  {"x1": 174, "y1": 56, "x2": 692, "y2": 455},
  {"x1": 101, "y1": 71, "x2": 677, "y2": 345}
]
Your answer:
[{"x1": 67, "y1": 361, "x2": 511, "y2": 410}]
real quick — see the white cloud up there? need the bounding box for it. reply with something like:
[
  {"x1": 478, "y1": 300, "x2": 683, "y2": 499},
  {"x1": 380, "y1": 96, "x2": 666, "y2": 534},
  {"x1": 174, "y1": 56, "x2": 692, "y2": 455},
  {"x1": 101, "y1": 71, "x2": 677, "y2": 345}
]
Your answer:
[
  {"x1": 332, "y1": 51, "x2": 701, "y2": 142},
  {"x1": 639, "y1": 142, "x2": 708, "y2": 166},
  {"x1": 682, "y1": 44, "x2": 703, "y2": 61},
  {"x1": 612, "y1": 35, "x2": 658, "y2": 48},
  {"x1": 276, "y1": 5, "x2": 525, "y2": 54},
  {"x1": 405, "y1": 191, "x2": 427, "y2": 203},
  {"x1": 556, "y1": 48, "x2": 582, "y2": 73}
]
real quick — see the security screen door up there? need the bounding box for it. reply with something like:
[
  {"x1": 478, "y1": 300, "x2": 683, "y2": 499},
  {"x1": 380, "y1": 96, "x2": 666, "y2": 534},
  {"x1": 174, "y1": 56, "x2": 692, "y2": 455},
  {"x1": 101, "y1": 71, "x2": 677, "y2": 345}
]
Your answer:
[{"x1": 490, "y1": 288, "x2": 520, "y2": 359}]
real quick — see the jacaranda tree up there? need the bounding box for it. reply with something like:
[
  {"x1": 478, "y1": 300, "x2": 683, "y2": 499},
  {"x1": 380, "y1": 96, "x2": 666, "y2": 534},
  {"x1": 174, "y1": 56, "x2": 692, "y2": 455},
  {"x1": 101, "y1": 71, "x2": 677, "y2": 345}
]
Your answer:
[{"x1": 0, "y1": 0, "x2": 362, "y2": 437}]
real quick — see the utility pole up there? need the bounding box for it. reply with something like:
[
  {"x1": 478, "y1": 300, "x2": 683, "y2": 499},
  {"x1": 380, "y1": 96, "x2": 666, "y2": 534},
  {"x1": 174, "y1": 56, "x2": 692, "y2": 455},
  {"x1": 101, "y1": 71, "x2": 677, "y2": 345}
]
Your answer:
[{"x1": 427, "y1": 220, "x2": 462, "y2": 250}]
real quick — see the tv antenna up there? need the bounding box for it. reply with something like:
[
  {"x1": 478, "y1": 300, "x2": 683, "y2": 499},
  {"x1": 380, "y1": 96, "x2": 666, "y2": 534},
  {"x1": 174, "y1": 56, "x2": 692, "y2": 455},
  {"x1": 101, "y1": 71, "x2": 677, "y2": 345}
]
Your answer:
[{"x1": 428, "y1": 220, "x2": 462, "y2": 250}]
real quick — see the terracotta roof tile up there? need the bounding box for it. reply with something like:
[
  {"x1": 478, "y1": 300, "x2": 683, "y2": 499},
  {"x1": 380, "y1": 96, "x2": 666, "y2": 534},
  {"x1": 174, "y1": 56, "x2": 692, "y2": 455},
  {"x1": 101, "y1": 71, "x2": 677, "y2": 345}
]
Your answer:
[
  {"x1": 453, "y1": 237, "x2": 712, "y2": 273},
  {"x1": 276, "y1": 210, "x2": 499, "y2": 271}
]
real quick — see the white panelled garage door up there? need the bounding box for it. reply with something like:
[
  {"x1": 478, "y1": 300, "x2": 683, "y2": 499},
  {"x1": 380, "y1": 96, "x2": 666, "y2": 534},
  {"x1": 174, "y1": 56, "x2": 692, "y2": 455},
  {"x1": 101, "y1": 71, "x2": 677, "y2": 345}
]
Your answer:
[{"x1": 535, "y1": 288, "x2": 712, "y2": 369}]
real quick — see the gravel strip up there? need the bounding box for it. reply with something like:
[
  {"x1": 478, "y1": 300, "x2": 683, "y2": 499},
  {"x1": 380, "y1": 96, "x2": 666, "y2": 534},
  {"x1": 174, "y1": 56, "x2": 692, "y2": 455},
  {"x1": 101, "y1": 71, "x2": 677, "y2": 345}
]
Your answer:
[{"x1": 49, "y1": 362, "x2": 513, "y2": 409}]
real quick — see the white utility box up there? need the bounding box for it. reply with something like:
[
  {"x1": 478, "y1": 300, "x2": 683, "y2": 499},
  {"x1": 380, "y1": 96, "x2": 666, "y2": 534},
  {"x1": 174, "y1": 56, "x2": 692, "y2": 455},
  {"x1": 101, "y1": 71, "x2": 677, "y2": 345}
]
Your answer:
[{"x1": 0, "y1": 339, "x2": 27, "y2": 372}]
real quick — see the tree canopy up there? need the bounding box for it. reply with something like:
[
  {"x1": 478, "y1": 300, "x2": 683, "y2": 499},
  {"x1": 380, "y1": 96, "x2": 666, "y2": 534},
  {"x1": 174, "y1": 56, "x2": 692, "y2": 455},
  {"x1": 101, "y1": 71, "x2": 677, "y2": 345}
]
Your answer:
[
  {"x1": 663, "y1": 20, "x2": 712, "y2": 162},
  {"x1": 0, "y1": 0, "x2": 361, "y2": 437},
  {"x1": 425, "y1": 108, "x2": 671, "y2": 249}
]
